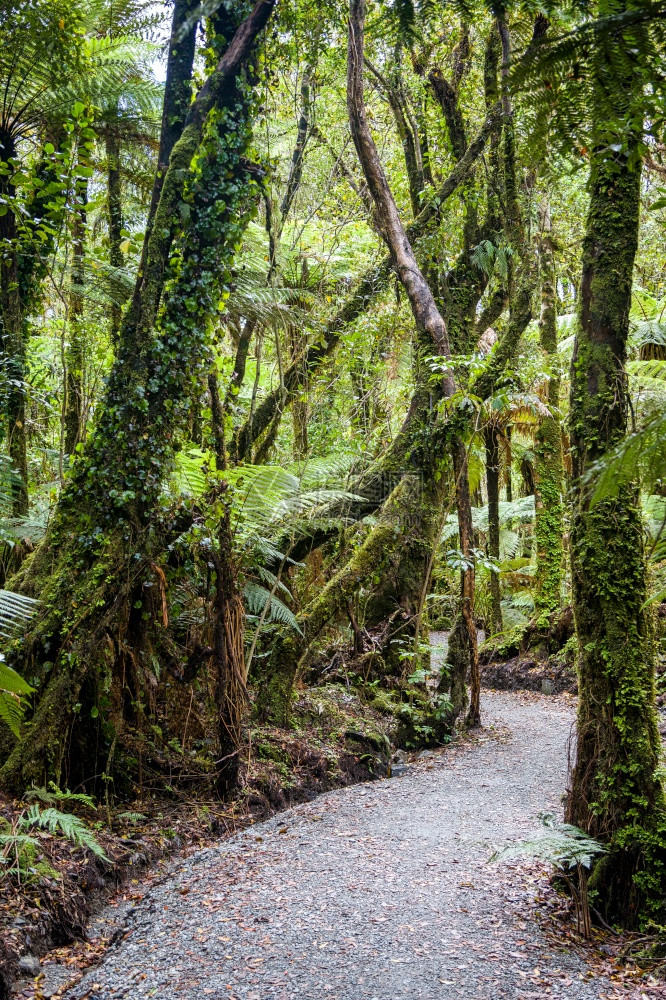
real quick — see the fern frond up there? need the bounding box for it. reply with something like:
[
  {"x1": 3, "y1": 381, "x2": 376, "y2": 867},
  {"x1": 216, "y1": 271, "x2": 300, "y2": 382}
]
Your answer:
[
  {"x1": 511, "y1": 1, "x2": 666, "y2": 155},
  {"x1": 0, "y1": 659, "x2": 33, "y2": 737},
  {"x1": 116, "y1": 811, "x2": 146, "y2": 824},
  {"x1": 588, "y1": 410, "x2": 666, "y2": 504},
  {"x1": 442, "y1": 495, "x2": 535, "y2": 542},
  {"x1": 492, "y1": 813, "x2": 606, "y2": 872},
  {"x1": 243, "y1": 581, "x2": 302, "y2": 633},
  {"x1": 21, "y1": 805, "x2": 108, "y2": 860},
  {"x1": 0, "y1": 590, "x2": 40, "y2": 641},
  {"x1": 628, "y1": 359, "x2": 666, "y2": 380},
  {"x1": 289, "y1": 452, "x2": 357, "y2": 489},
  {"x1": 24, "y1": 782, "x2": 96, "y2": 811},
  {"x1": 0, "y1": 833, "x2": 40, "y2": 853}
]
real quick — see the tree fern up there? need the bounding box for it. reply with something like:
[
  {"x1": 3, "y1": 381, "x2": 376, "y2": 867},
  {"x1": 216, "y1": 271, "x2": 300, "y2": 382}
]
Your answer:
[{"x1": 511, "y1": 0, "x2": 666, "y2": 157}]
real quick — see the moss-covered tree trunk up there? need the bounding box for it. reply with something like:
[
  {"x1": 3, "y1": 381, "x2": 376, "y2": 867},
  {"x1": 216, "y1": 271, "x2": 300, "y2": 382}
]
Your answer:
[
  {"x1": 211, "y1": 500, "x2": 246, "y2": 796},
  {"x1": 533, "y1": 213, "x2": 564, "y2": 623},
  {"x1": 566, "y1": 105, "x2": 666, "y2": 923},
  {"x1": 0, "y1": 0, "x2": 276, "y2": 794},
  {"x1": 451, "y1": 437, "x2": 479, "y2": 724},
  {"x1": 484, "y1": 423, "x2": 503, "y2": 634},
  {"x1": 0, "y1": 130, "x2": 28, "y2": 514},
  {"x1": 64, "y1": 171, "x2": 87, "y2": 454}
]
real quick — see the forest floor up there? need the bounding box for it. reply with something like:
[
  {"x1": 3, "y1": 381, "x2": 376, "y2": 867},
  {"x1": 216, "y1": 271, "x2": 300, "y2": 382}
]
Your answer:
[{"x1": 17, "y1": 689, "x2": 664, "y2": 1000}]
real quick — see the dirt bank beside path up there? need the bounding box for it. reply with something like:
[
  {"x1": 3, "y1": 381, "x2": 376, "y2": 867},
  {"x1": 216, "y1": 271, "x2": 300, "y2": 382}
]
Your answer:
[{"x1": 47, "y1": 691, "x2": 648, "y2": 999}]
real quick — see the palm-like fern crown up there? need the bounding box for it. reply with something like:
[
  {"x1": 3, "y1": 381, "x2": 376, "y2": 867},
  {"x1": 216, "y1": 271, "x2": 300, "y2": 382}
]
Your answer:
[
  {"x1": 0, "y1": 0, "x2": 163, "y2": 153},
  {"x1": 0, "y1": 2, "x2": 85, "y2": 145}
]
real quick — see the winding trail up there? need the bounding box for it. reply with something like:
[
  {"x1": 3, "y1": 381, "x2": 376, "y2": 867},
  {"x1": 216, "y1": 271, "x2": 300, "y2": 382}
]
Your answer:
[{"x1": 60, "y1": 691, "x2": 623, "y2": 1000}]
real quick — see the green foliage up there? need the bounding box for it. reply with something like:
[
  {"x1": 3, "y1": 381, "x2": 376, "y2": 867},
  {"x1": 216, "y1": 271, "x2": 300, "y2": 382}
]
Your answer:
[
  {"x1": 492, "y1": 813, "x2": 607, "y2": 872},
  {"x1": 471, "y1": 239, "x2": 513, "y2": 282},
  {"x1": 588, "y1": 411, "x2": 666, "y2": 505},
  {"x1": 0, "y1": 660, "x2": 33, "y2": 736},
  {"x1": 0, "y1": 590, "x2": 39, "y2": 734},
  {"x1": 1, "y1": 0, "x2": 666, "y2": 931},
  {"x1": 24, "y1": 781, "x2": 96, "y2": 811},
  {"x1": 0, "y1": 590, "x2": 39, "y2": 642},
  {"x1": 116, "y1": 811, "x2": 146, "y2": 824},
  {"x1": 22, "y1": 804, "x2": 108, "y2": 859},
  {"x1": 243, "y1": 580, "x2": 302, "y2": 633},
  {"x1": 511, "y1": 1, "x2": 666, "y2": 158},
  {"x1": 171, "y1": 453, "x2": 362, "y2": 636},
  {"x1": 1, "y1": 800, "x2": 107, "y2": 883}
]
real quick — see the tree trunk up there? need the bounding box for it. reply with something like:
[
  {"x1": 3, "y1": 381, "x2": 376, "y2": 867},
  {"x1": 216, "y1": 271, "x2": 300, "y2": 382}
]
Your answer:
[
  {"x1": 0, "y1": 130, "x2": 28, "y2": 514},
  {"x1": 505, "y1": 424, "x2": 512, "y2": 501},
  {"x1": 212, "y1": 500, "x2": 246, "y2": 796},
  {"x1": 289, "y1": 325, "x2": 309, "y2": 459},
  {"x1": 141, "y1": 0, "x2": 198, "y2": 250},
  {"x1": 64, "y1": 172, "x2": 87, "y2": 454},
  {"x1": 348, "y1": 0, "x2": 481, "y2": 727},
  {"x1": 484, "y1": 424, "x2": 503, "y2": 634},
  {"x1": 533, "y1": 213, "x2": 564, "y2": 622},
  {"x1": 566, "y1": 79, "x2": 666, "y2": 922},
  {"x1": 106, "y1": 121, "x2": 124, "y2": 345}
]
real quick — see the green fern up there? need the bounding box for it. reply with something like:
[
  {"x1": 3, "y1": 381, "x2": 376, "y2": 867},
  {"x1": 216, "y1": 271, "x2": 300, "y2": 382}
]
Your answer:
[
  {"x1": 20, "y1": 805, "x2": 108, "y2": 860},
  {"x1": 24, "y1": 782, "x2": 96, "y2": 811},
  {"x1": 116, "y1": 811, "x2": 146, "y2": 824},
  {"x1": 442, "y1": 495, "x2": 535, "y2": 542},
  {"x1": 0, "y1": 661, "x2": 34, "y2": 737},
  {"x1": 471, "y1": 239, "x2": 513, "y2": 282},
  {"x1": 492, "y1": 813, "x2": 606, "y2": 872},
  {"x1": 588, "y1": 410, "x2": 666, "y2": 505},
  {"x1": 243, "y1": 581, "x2": 302, "y2": 634},
  {"x1": 0, "y1": 832, "x2": 40, "y2": 858},
  {"x1": 627, "y1": 358, "x2": 666, "y2": 380},
  {"x1": 0, "y1": 589, "x2": 40, "y2": 641},
  {"x1": 511, "y1": 0, "x2": 666, "y2": 159}
]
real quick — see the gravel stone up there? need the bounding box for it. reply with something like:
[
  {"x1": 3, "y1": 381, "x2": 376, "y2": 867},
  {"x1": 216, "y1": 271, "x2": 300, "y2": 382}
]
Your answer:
[
  {"x1": 18, "y1": 955, "x2": 40, "y2": 977},
  {"x1": 63, "y1": 691, "x2": 616, "y2": 999}
]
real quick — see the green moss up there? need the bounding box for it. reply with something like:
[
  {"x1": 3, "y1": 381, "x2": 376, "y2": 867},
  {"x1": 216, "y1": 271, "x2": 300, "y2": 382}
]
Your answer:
[
  {"x1": 253, "y1": 741, "x2": 290, "y2": 766},
  {"x1": 534, "y1": 228, "x2": 564, "y2": 621},
  {"x1": 567, "y1": 124, "x2": 666, "y2": 924},
  {"x1": 369, "y1": 690, "x2": 400, "y2": 716},
  {"x1": 533, "y1": 413, "x2": 564, "y2": 621}
]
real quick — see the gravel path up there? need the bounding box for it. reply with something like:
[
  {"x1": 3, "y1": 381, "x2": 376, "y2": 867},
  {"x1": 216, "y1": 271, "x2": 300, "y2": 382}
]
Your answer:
[{"x1": 62, "y1": 691, "x2": 617, "y2": 1000}]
